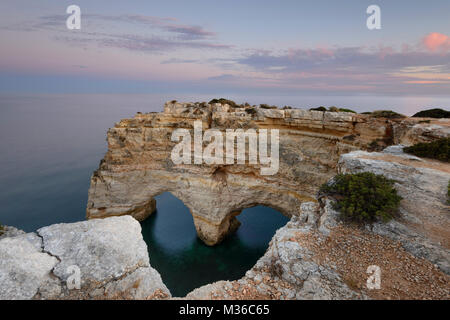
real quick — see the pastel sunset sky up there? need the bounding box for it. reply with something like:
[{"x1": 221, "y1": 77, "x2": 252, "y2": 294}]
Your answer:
[{"x1": 0, "y1": 0, "x2": 449, "y2": 97}]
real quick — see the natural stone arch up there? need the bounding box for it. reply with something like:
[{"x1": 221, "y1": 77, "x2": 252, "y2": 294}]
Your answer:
[
  {"x1": 87, "y1": 168, "x2": 305, "y2": 245},
  {"x1": 87, "y1": 100, "x2": 399, "y2": 246}
]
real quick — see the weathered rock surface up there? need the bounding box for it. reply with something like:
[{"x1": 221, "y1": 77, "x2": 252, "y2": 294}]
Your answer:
[
  {"x1": 0, "y1": 216, "x2": 170, "y2": 300},
  {"x1": 87, "y1": 101, "x2": 449, "y2": 245},
  {"x1": 185, "y1": 145, "x2": 450, "y2": 300},
  {"x1": 0, "y1": 233, "x2": 58, "y2": 300},
  {"x1": 186, "y1": 196, "x2": 449, "y2": 300},
  {"x1": 0, "y1": 225, "x2": 25, "y2": 240},
  {"x1": 338, "y1": 146, "x2": 450, "y2": 274}
]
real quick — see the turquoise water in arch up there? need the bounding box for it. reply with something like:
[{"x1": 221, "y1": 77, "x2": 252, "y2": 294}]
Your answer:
[{"x1": 140, "y1": 192, "x2": 289, "y2": 297}]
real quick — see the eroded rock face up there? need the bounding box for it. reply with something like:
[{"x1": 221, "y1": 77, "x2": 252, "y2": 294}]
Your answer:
[
  {"x1": 0, "y1": 216, "x2": 170, "y2": 300},
  {"x1": 338, "y1": 147, "x2": 450, "y2": 274},
  {"x1": 0, "y1": 233, "x2": 58, "y2": 300},
  {"x1": 184, "y1": 145, "x2": 450, "y2": 300},
  {"x1": 186, "y1": 199, "x2": 449, "y2": 300},
  {"x1": 87, "y1": 102, "x2": 446, "y2": 245}
]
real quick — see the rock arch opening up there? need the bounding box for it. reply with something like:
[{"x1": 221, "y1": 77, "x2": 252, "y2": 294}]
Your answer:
[{"x1": 140, "y1": 192, "x2": 288, "y2": 297}]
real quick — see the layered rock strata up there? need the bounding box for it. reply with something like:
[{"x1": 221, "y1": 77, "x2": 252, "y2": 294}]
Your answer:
[
  {"x1": 185, "y1": 147, "x2": 450, "y2": 300},
  {"x1": 86, "y1": 101, "x2": 449, "y2": 245}
]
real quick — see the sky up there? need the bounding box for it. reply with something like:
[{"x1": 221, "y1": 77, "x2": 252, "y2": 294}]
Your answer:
[{"x1": 0, "y1": 0, "x2": 449, "y2": 99}]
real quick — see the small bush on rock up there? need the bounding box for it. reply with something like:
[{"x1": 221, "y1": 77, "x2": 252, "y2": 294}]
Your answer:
[
  {"x1": 260, "y1": 104, "x2": 278, "y2": 109},
  {"x1": 209, "y1": 98, "x2": 237, "y2": 107},
  {"x1": 338, "y1": 108, "x2": 357, "y2": 113},
  {"x1": 371, "y1": 110, "x2": 406, "y2": 119},
  {"x1": 403, "y1": 138, "x2": 450, "y2": 162},
  {"x1": 309, "y1": 106, "x2": 327, "y2": 111},
  {"x1": 328, "y1": 106, "x2": 339, "y2": 112},
  {"x1": 320, "y1": 172, "x2": 402, "y2": 223},
  {"x1": 245, "y1": 108, "x2": 257, "y2": 115},
  {"x1": 412, "y1": 108, "x2": 450, "y2": 118}
]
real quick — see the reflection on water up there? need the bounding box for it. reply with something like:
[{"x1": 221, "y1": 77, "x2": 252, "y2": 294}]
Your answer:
[{"x1": 141, "y1": 192, "x2": 289, "y2": 297}]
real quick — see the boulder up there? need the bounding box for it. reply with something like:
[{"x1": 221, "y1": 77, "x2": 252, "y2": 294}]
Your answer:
[{"x1": 0, "y1": 216, "x2": 171, "y2": 300}]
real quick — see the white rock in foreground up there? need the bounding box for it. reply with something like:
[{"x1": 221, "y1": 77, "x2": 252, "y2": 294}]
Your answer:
[
  {"x1": 0, "y1": 234, "x2": 58, "y2": 300},
  {"x1": 0, "y1": 216, "x2": 171, "y2": 300}
]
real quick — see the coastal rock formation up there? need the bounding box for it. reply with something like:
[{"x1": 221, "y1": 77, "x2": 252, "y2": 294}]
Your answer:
[
  {"x1": 0, "y1": 216, "x2": 170, "y2": 300},
  {"x1": 338, "y1": 147, "x2": 450, "y2": 274},
  {"x1": 86, "y1": 101, "x2": 449, "y2": 245},
  {"x1": 185, "y1": 148, "x2": 450, "y2": 299}
]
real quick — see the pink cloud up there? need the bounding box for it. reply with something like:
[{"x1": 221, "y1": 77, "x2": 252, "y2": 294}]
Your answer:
[{"x1": 422, "y1": 32, "x2": 450, "y2": 52}]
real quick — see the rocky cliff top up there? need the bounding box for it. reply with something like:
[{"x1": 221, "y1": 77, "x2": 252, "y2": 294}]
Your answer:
[{"x1": 87, "y1": 101, "x2": 450, "y2": 246}]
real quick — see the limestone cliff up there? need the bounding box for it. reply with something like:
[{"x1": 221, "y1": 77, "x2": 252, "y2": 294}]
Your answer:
[
  {"x1": 86, "y1": 101, "x2": 450, "y2": 245},
  {"x1": 186, "y1": 147, "x2": 450, "y2": 300}
]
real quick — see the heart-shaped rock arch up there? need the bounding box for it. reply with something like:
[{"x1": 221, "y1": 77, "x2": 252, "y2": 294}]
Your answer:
[{"x1": 86, "y1": 101, "x2": 400, "y2": 245}]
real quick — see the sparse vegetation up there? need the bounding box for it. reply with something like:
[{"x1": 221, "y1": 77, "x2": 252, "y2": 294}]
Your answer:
[
  {"x1": 412, "y1": 108, "x2": 450, "y2": 119},
  {"x1": 282, "y1": 106, "x2": 293, "y2": 110},
  {"x1": 329, "y1": 106, "x2": 339, "y2": 112},
  {"x1": 320, "y1": 172, "x2": 402, "y2": 223},
  {"x1": 260, "y1": 104, "x2": 278, "y2": 109},
  {"x1": 338, "y1": 108, "x2": 357, "y2": 113},
  {"x1": 209, "y1": 98, "x2": 237, "y2": 107},
  {"x1": 309, "y1": 106, "x2": 357, "y2": 113},
  {"x1": 245, "y1": 108, "x2": 257, "y2": 115},
  {"x1": 0, "y1": 224, "x2": 3, "y2": 236},
  {"x1": 170, "y1": 100, "x2": 177, "y2": 104},
  {"x1": 309, "y1": 106, "x2": 327, "y2": 111},
  {"x1": 370, "y1": 110, "x2": 406, "y2": 119},
  {"x1": 403, "y1": 138, "x2": 450, "y2": 162}
]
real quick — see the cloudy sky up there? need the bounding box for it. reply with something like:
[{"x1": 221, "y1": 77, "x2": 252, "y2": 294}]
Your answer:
[{"x1": 0, "y1": 0, "x2": 449, "y2": 97}]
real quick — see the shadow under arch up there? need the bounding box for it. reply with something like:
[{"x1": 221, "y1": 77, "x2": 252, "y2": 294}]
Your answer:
[{"x1": 140, "y1": 192, "x2": 289, "y2": 297}]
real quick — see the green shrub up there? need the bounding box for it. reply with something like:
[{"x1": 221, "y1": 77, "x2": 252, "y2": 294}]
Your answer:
[
  {"x1": 320, "y1": 172, "x2": 402, "y2": 223},
  {"x1": 309, "y1": 106, "x2": 327, "y2": 111},
  {"x1": 0, "y1": 224, "x2": 3, "y2": 236},
  {"x1": 328, "y1": 106, "x2": 339, "y2": 112},
  {"x1": 361, "y1": 112, "x2": 373, "y2": 115},
  {"x1": 209, "y1": 98, "x2": 237, "y2": 107},
  {"x1": 403, "y1": 138, "x2": 450, "y2": 162},
  {"x1": 282, "y1": 105, "x2": 293, "y2": 110},
  {"x1": 371, "y1": 110, "x2": 406, "y2": 119},
  {"x1": 338, "y1": 108, "x2": 357, "y2": 113},
  {"x1": 260, "y1": 104, "x2": 278, "y2": 109},
  {"x1": 412, "y1": 108, "x2": 450, "y2": 118},
  {"x1": 245, "y1": 108, "x2": 257, "y2": 115}
]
